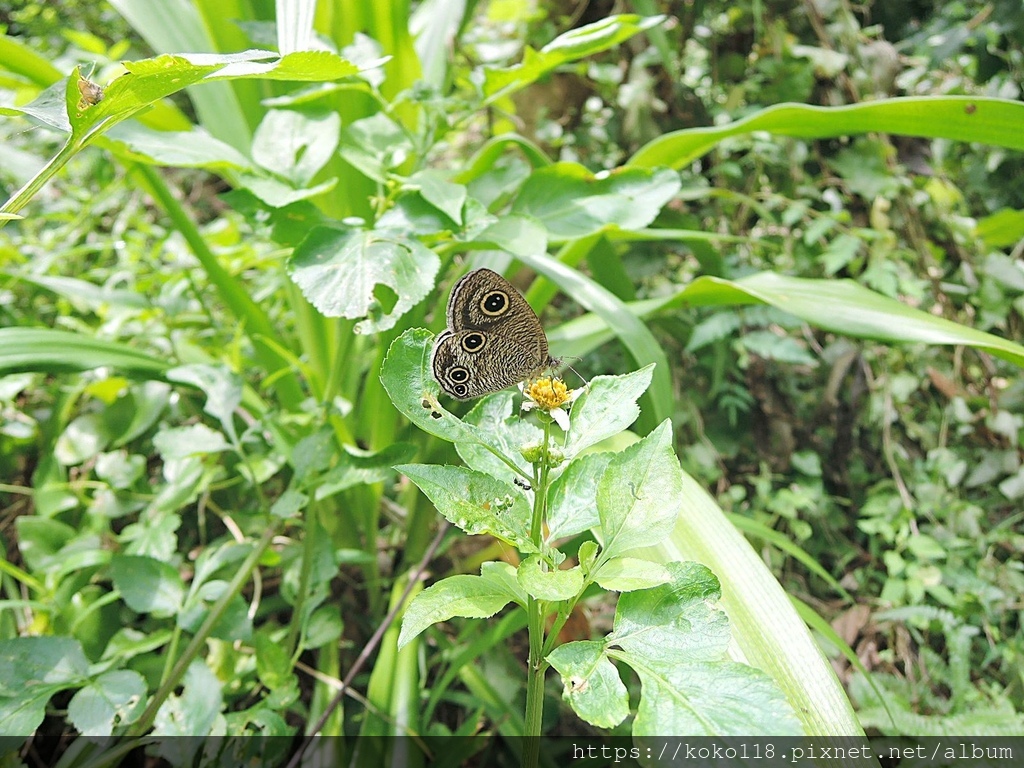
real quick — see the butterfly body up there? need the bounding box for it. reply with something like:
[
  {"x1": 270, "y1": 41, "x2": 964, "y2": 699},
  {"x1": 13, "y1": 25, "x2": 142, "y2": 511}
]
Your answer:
[{"x1": 431, "y1": 268, "x2": 556, "y2": 400}]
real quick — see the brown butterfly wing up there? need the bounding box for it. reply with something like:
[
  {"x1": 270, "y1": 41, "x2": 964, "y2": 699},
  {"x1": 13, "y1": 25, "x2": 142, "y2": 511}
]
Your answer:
[
  {"x1": 446, "y1": 269, "x2": 549, "y2": 361},
  {"x1": 432, "y1": 269, "x2": 553, "y2": 400},
  {"x1": 431, "y1": 330, "x2": 551, "y2": 400}
]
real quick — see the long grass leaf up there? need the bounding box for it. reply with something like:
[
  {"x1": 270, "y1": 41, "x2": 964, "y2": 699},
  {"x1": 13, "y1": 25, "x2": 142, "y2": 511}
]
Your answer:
[{"x1": 631, "y1": 96, "x2": 1024, "y2": 168}]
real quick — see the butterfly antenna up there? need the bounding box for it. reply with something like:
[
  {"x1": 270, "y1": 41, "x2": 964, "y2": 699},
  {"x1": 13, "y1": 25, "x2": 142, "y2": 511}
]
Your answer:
[{"x1": 556, "y1": 356, "x2": 588, "y2": 388}]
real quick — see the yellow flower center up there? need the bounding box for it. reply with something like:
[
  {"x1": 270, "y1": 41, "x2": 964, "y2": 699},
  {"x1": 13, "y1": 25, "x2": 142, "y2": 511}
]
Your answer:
[{"x1": 526, "y1": 377, "x2": 571, "y2": 410}]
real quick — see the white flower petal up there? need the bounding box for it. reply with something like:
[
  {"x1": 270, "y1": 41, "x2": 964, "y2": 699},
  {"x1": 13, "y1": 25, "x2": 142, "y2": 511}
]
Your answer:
[{"x1": 551, "y1": 407, "x2": 571, "y2": 431}]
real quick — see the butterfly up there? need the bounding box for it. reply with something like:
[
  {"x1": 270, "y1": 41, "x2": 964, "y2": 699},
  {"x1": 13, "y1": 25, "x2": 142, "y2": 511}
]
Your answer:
[{"x1": 430, "y1": 269, "x2": 557, "y2": 400}]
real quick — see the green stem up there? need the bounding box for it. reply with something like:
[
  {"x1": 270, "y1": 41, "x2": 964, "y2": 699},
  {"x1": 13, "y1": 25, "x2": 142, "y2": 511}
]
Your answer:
[
  {"x1": 286, "y1": 506, "x2": 319, "y2": 656},
  {"x1": 0, "y1": 136, "x2": 82, "y2": 225},
  {"x1": 522, "y1": 418, "x2": 554, "y2": 768}
]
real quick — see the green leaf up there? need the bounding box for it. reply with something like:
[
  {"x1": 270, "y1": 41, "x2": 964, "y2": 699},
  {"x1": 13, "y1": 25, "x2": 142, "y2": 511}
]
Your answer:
[
  {"x1": 592, "y1": 557, "x2": 671, "y2": 592},
  {"x1": 179, "y1": 582, "x2": 253, "y2": 642},
  {"x1": 167, "y1": 364, "x2": 243, "y2": 436},
  {"x1": 67, "y1": 670, "x2": 146, "y2": 737},
  {"x1": 95, "y1": 451, "x2": 147, "y2": 489},
  {"x1": 628, "y1": 658, "x2": 803, "y2": 738},
  {"x1": 479, "y1": 561, "x2": 529, "y2": 608},
  {"x1": 631, "y1": 97, "x2": 1024, "y2": 169},
  {"x1": 380, "y1": 330, "x2": 534, "y2": 467},
  {"x1": 483, "y1": 14, "x2": 664, "y2": 101},
  {"x1": 0, "y1": 637, "x2": 91, "y2": 735},
  {"x1": 546, "y1": 451, "x2": 614, "y2": 541},
  {"x1": 515, "y1": 253, "x2": 673, "y2": 428},
  {"x1": 605, "y1": 562, "x2": 802, "y2": 737},
  {"x1": 0, "y1": 328, "x2": 170, "y2": 377},
  {"x1": 234, "y1": 173, "x2": 337, "y2": 207},
  {"x1": 54, "y1": 413, "x2": 114, "y2": 466},
  {"x1": 396, "y1": 464, "x2": 536, "y2": 553},
  {"x1": 457, "y1": 392, "x2": 541, "y2": 481},
  {"x1": 212, "y1": 49, "x2": 360, "y2": 82},
  {"x1": 6, "y1": 273, "x2": 151, "y2": 311},
  {"x1": 314, "y1": 442, "x2": 417, "y2": 499},
  {"x1": 111, "y1": 554, "x2": 186, "y2": 617},
  {"x1": 596, "y1": 421, "x2": 683, "y2": 559},
  {"x1": 152, "y1": 660, "x2": 223, "y2": 738},
  {"x1": 410, "y1": 169, "x2": 467, "y2": 225},
  {"x1": 255, "y1": 631, "x2": 294, "y2": 691},
  {"x1": 252, "y1": 109, "x2": 340, "y2": 187},
  {"x1": 674, "y1": 273, "x2": 1024, "y2": 368},
  {"x1": 112, "y1": 381, "x2": 172, "y2": 448},
  {"x1": 516, "y1": 556, "x2": 584, "y2": 601},
  {"x1": 105, "y1": 122, "x2": 253, "y2": 171},
  {"x1": 270, "y1": 489, "x2": 308, "y2": 519},
  {"x1": 974, "y1": 208, "x2": 1024, "y2": 249},
  {"x1": 472, "y1": 215, "x2": 548, "y2": 257},
  {"x1": 511, "y1": 163, "x2": 680, "y2": 241},
  {"x1": 547, "y1": 640, "x2": 629, "y2": 729},
  {"x1": 288, "y1": 227, "x2": 440, "y2": 334},
  {"x1": 566, "y1": 366, "x2": 654, "y2": 457},
  {"x1": 338, "y1": 113, "x2": 413, "y2": 183},
  {"x1": 15, "y1": 517, "x2": 82, "y2": 572},
  {"x1": 398, "y1": 573, "x2": 516, "y2": 649},
  {"x1": 152, "y1": 423, "x2": 232, "y2": 459},
  {"x1": 609, "y1": 562, "x2": 729, "y2": 663}
]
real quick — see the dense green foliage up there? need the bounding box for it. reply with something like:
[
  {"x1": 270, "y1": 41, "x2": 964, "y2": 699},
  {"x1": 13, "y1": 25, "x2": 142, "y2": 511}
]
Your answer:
[{"x1": 1, "y1": 0, "x2": 1022, "y2": 762}]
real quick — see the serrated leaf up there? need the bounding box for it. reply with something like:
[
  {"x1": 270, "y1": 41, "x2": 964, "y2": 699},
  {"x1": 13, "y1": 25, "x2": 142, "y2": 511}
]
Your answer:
[
  {"x1": 597, "y1": 421, "x2": 683, "y2": 558},
  {"x1": 609, "y1": 561, "x2": 728, "y2": 663},
  {"x1": 511, "y1": 164, "x2": 680, "y2": 241},
  {"x1": 288, "y1": 227, "x2": 440, "y2": 334},
  {"x1": 111, "y1": 554, "x2": 185, "y2": 617},
  {"x1": 628, "y1": 658, "x2": 802, "y2": 738},
  {"x1": 547, "y1": 451, "x2": 613, "y2": 541},
  {"x1": 517, "y1": 556, "x2": 584, "y2": 601},
  {"x1": 566, "y1": 366, "x2": 654, "y2": 457},
  {"x1": 457, "y1": 392, "x2": 540, "y2": 480},
  {"x1": 593, "y1": 557, "x2": 671, "y2": 592},
  {"x1": 380, "y1": 330, "x2": 535, "y2": 469},
  {"x1": 398, "y1": 574, "x2": 515, "y2": 648},
  {"x1": 547, "y1": 640, "x2": 629, "y2": 729},
  {"x1": 396, "y1": 464, "x2": 535, "y2": 553},
  {"x1": 479, "y1": 561, "x2": 528, "y2": 608},
  {"x1": 67, "y1": 670, "x2": 146, "y2": 736}
]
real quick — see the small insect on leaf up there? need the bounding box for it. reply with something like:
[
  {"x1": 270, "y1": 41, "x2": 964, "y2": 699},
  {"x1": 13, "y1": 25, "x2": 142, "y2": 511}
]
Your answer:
[{"x1": 77, "y1": 77, "x2": 104, "y2": 110}]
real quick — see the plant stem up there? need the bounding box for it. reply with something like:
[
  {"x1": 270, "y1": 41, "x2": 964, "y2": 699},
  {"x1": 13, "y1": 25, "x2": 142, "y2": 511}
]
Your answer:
[{"x1": 522, "y1": 417, "x2": 553, "y2": 768}]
